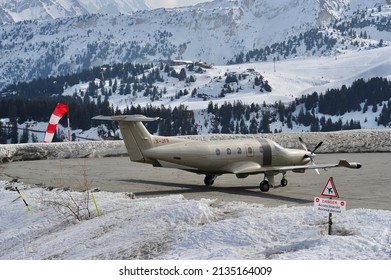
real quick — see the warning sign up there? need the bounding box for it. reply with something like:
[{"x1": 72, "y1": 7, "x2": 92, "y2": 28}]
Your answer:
[
  {"x1": 314, "y1": 197, "x2": 346, "y2": 214},
  {"x1": 321, "y1": 177, "x2": 339, "y2": 198}
]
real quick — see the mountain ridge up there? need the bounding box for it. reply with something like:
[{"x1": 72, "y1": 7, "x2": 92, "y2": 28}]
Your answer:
[
  {"x1": 0, "y1": 0, "x2": 151, "y2": 24},
  {"x1": 0, "y1": 0, "x2": 390, "y2": 89}
]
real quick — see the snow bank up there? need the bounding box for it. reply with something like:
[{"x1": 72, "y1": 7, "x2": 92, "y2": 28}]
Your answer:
[
  {"x1": 1, "y1": 180, "x2": 390, "y2": 260},
  {"x1": 1, "y1": 129, "x2": 390, "y2": 163},
  {"x1": 0, "y1": 140, "x2": 127, "y2": 162}
]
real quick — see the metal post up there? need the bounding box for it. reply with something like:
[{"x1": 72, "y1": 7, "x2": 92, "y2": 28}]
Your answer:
[
  {"x1": 328, "y1": 212, "x2": 332, "y2": 235},
  {"x1": 91, "y1": 193, "x2": 101, "y2": 217},
  {"x1": 67, "y1": 108, "x2": 71, "y2": 142}
]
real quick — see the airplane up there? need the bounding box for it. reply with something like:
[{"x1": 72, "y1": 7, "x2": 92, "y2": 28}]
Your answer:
[{"x1": 92, "y1": 114, "x2": 362, "y2": 192}]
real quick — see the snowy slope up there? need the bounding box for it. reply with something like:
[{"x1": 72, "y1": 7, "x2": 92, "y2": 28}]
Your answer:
[
  {"x1": 58, "y1": 45, "x2": 391, "y2": 133},
  {"x1": 2, "y1": 44, "x2": 391, "y2": 144},
  {"x1": 145, "y1": 0, "x2": 212, "y2": 9},
  {"x1": 0, "y1": 0, "x2": 151, "y2": 23},
  {"x1": 0, "y1": 0, "x2": 211, "y2": 23},
  {"x1": 1, "y1": 0, "x2": 390, "y2": 88}
]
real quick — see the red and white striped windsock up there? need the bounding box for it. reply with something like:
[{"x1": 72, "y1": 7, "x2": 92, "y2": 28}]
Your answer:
[{"x1": 44, "y1": 103, "x2": 69, "y2": 143}]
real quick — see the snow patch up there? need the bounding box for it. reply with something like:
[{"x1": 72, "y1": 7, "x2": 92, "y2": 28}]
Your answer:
[{"x1": 1, "y1": 181, "x2": 390, "y2": 259}]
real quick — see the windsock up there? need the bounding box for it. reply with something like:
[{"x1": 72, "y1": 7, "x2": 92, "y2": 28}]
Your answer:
[{"x1": 44, "y1": 103, "x2": 69, "y2": 143}]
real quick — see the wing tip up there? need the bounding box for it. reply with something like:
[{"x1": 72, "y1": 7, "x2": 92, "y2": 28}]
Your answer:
[{"x1": 338, "y1": 160, "x2": 362, "y2": 169}]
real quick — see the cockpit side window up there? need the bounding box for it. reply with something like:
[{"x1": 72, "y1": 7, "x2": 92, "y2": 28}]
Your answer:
[{"x1": 274, "y1": 143, "x2": 284, "y2": 151}]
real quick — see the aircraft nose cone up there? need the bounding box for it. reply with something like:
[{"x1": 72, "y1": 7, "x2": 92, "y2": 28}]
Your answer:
[{"x1": 304, "y1": 152, "x2": 316, "y2": 160}]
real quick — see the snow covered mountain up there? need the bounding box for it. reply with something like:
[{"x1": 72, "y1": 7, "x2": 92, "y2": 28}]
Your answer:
[
  {"x1": 0, "y1": 0, "x2": 212, "y2": 23},
  {"x1": 1, "y1": 0, "x2": 391, "y2": 143},
  {"x1": 0, "y1": 0, "x2": 151, "y2": 24},
  {"x1": 2, "y1": 44, "x2": 391, "y2": 144},
  {"x1": 1, "y1": 0, "x2": 390, "y2": 89}
]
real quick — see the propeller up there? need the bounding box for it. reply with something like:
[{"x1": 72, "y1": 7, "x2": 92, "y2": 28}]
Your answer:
[{"x1": 299, "y1": 137, "x2": 323, "y2": 174}]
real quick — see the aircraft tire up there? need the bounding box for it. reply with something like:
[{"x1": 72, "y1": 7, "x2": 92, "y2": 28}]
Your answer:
[
  {"x1": 281, "y1": 178, "x2": 288, "y2": 187},
  {"x1": 259, "y1": 180, "x2": 270, "y2": 192}
]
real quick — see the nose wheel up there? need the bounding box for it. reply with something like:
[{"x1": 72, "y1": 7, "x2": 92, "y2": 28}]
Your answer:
[{"x1": 281, "y1": 178, "x2": 288, "y2": 187}]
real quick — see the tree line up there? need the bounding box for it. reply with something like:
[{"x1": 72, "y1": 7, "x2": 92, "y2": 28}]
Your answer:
[{"x1": 1, "y1": 60, "x2": 391, "y2": 143}]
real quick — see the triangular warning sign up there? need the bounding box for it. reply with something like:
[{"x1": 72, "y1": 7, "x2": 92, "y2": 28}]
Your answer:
[{"x1": 321, "y1": 177, "x2": 339, "y2": 198}]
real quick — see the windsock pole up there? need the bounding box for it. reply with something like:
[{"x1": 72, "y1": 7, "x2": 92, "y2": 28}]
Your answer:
[
  {"x1": 67, "y1": 107, "x2": 70, "y2": 142},
  {"x1": 15, "y1": 187, "x2": 31, "y2": 212}
]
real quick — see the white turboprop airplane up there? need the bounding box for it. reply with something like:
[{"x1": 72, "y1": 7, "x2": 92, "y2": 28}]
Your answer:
[{"x1": 93, "y1": 115, "x2": 362, "y2": 192}]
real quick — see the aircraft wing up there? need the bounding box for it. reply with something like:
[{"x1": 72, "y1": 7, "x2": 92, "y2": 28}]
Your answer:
[
  {"x1": 268, "y1": 160, "x2": 362, "y2": 173},
  {"x1": 223, "y1": 160, "x2": 361, "y2": 175},
  {"x1": 222, "y1": 161, "x2": 263, "y2": 174}
]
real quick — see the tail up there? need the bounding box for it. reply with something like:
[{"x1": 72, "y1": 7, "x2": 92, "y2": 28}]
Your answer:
[{"x1": 92, "y1": 115, "x2": 158, "y2": 163}]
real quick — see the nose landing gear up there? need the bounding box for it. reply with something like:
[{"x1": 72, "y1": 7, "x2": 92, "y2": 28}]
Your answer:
[{"x1": 260, "y1": 175, "x2": 288, "y2": 192}]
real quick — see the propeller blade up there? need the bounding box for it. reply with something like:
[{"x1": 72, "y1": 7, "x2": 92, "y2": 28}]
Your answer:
[
  {"x1": 300, "y1": 138, "x2": 322, "y2": 174},
  {"x1": 311, "y1": 141, "x2": 323, "y2": 154},
  {"x1": 299, "y1": 137, "x2": 308, "y2": 151}
]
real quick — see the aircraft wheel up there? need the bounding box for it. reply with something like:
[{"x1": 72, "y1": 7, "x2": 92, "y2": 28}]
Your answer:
[
  {"x1": 204, "y1": 175, "x2": 215, "y2": 186},
  {"x1": 259, "y1": 180, "x2": 270, "y2": 192},
  {"x1": 281, "y1": 178, "x2": 288, "y2": 187}
]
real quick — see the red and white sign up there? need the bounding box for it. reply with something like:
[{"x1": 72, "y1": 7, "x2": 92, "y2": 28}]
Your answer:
[
  {"x1": 314, "y1": 197, "x2": 346, "y2": 214},
  {"x1": 320, "y1": 177, "x2": 339, "y2": 198}
]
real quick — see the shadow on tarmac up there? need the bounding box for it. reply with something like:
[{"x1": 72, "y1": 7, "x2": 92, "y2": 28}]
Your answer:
[{"x1": 118, "y1": 178, "x2": 313, "y2": 204}]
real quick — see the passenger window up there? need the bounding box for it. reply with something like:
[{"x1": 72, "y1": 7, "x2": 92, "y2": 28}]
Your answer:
[
  {"x1": 237, "y1": 147, "x2": 242, "y2": 154},
  {"x1": 216, "y1": 148, "x2": 221, "y2": 156},
  {"x1": 248, "y1": 147, "x2": 253, "y2": 154},
  {"x1": 227, "y1": 148, "x2": 231, "y2": 155}
]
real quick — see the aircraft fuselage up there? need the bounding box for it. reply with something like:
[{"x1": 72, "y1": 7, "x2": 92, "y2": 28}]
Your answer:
[{"x1": 143, "y1": 137, "x2": 311, "y2": 174}]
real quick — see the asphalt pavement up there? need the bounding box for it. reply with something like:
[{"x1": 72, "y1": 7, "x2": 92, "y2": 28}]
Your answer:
[{"x1": 0, "y1": 153, "x2": 389, "y2": 210}]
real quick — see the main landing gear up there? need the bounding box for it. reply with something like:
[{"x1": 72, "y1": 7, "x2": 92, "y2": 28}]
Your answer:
[
  {"x1": 259, "y1": 180, "x2": 270, "y2": 192},
  {"x1": 204, "y1": 174, "x2": 288, "y2": 193},
  {"x1": 204, "y1": 175, "x2": 218, "y2": 186},
  {"x1": 259, "y1": 176, "x2": 288, "y2": 192}
]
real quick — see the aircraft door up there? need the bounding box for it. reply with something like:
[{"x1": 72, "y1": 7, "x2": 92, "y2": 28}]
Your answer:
[{"x1": 258, "y1": 139, "x2": 272, "y2": 166}]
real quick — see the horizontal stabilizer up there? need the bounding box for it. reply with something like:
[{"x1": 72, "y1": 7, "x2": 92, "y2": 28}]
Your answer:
[{"x1": 92, "y1": 115, "x2": 159, "y2": 122}]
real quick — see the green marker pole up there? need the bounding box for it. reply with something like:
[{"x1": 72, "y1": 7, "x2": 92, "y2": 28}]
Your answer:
[
  {"x1": 91, "y1": 193, "x2": 101, "y2": 217},
  {"x1": 15, "y1": 187, "x2": 31, "y2": 212}
]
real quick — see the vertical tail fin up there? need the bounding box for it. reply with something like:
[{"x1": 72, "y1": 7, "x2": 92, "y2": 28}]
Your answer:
[{"x1": 92, "y1": 115, "x2": 158, "y2": 162}]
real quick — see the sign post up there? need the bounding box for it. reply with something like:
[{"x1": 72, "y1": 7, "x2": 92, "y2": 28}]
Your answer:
[{"x1": 314, "y1": 177, "x2": 346, "y2": 235}]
